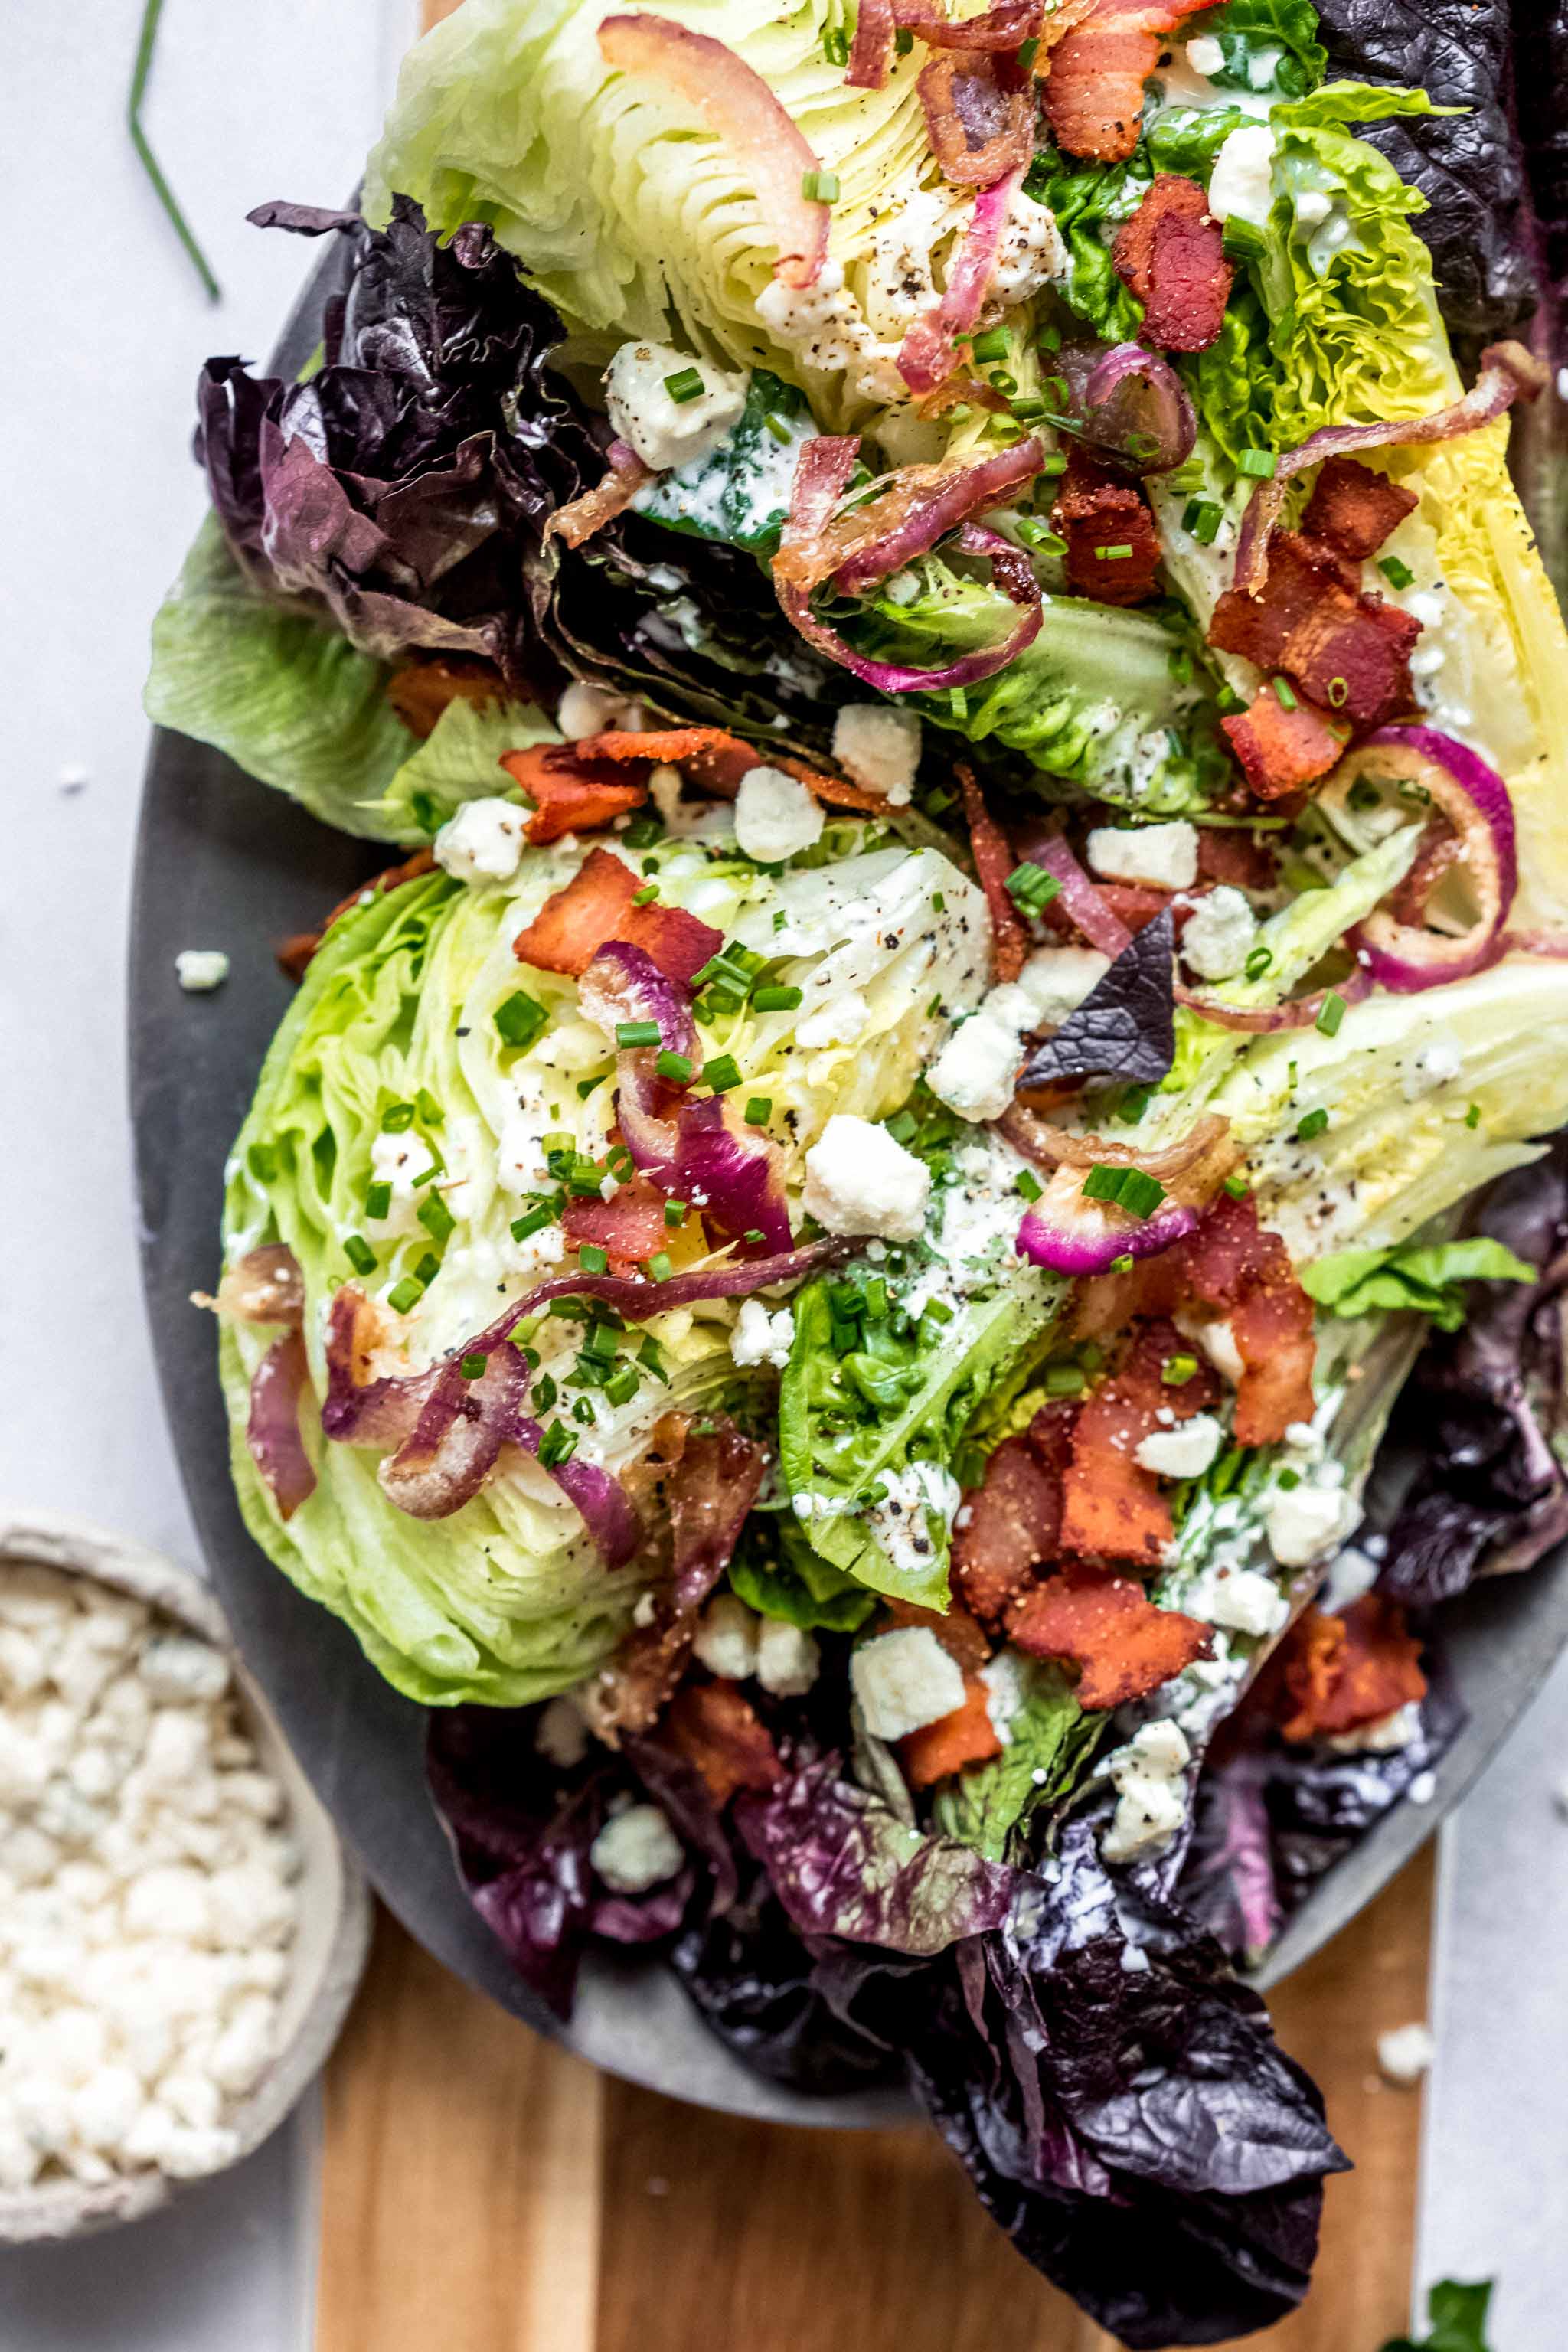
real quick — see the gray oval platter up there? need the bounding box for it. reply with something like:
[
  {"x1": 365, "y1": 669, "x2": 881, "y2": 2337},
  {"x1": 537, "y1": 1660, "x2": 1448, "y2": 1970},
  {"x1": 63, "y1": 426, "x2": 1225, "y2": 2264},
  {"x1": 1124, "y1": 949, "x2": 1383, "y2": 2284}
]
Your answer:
[{"x1": 129, "y1": 231, "x2": 1568, "y2": 2126}]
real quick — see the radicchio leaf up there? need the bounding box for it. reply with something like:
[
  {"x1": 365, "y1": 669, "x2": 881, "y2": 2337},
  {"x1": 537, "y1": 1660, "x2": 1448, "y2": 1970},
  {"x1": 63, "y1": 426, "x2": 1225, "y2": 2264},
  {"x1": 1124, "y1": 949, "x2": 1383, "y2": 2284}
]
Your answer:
[{"x1": 1016, "y1": 904, "x2": 1175, "y2": 1089}]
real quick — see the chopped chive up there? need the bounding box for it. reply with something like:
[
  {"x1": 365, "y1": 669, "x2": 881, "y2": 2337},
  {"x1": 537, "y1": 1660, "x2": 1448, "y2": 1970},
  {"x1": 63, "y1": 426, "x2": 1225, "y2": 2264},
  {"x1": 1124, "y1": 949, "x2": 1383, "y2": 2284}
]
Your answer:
[
  {"x1": 387, "y1": 1276, "x2": 423, "y2": 1314},
  {"x1": 538, "y1": 1421, "x2": 578, "y2": 1468},
  {"x1": 1004, "y1": 862, "x2": 1062, "y2": 915},
  {"x1": 413, "y1": 1251, "x2": 441, "y2": 1286},
  {"x1": 1327, "y1": 676, "x2": 1350, "y2": 707},
  {"x1": 577, "y1": 1244, "x2": 609, "y2": 1276},
  {"x1": 772, "y1": 910, "x2": 789, "y2": 932},
  {"x1": 894, "y1": 24, "x2": 913, "y2": 50},
  {"x1": 344, "y1": 1234, "x2": 377, "y2": 1276},
  {"x1": 622, "y1": 814, "x2": 663, "y2": 848},
  {"x1": 971, "y1": 325, "x2": 1009, "y2": 365},
  {"x1": 654, "y1": 1049, "x2": 693, "y2": 1085},
  {"x1": 664, "y1": 1199, "x2": 688, "y2": 1228},
  {"x1": 647, "y1": 1252, "x2": 673, "y2": 1282},
  {"x1": 532, "y1": 1373, "x2": 557, "y2": 1410},
  {"x1": 365, "y1": 1180, "x2": 392, "y2": 1221},
  {"x1": 1295, "y1": 1107, "x2": 1329, "y2": 1142},
  {"x1": 1183, "y1": 498, "x2": 1223, "y2": 545},
  {"x1": 744, "y1": 1096, "x2": 773, "y2": 1126},
  {"x1": 1465, "y1": 1102, "x2": 1481, "y2": 1129},
  {"x1": 415, "y1": 1088, "x2": 444, "y2": 1128},
  {"x1": 752, "y1": 985, "x2": 802, "y2": 1012},
  {"x1": 1272, "y1": 675, "x2": 1298, "y2": 711},
  {"x1": 1378, "y1": 554, "x2": 1415, "y2": 590},
  {"x1": 801, "y1": 169, "x2": 841, "y2": 204},
  {"x1": 411, "y1": 1162, "x2": 439, "y2": 1187},
  {"x1": 1082, "y1": 1164, "x2": 1166, "y2": 1217},
  {"x1": 1244, "y1": 945, "x2": 1273, "y2": 980},
  {"x1": 616, "y1": 1019, "x2": 662, "y2": 1049},
  {"x1": 495, "y1": 991, "x2": 548, "y2": 1050},
  {"x1": 1045, "y1": 1364, "x2": 1086, "y2": 1397},
  {"x1": 931, "y1": 892, "x2": 946, "y2": 913},
  {"x1": 1109, "y1": 1254, "x2": 1135, "y2": 1275},
  {"x1": 743, "y1": 1228, "x2": 766, "y2": 1246},
  {"x1": 511, "y1": 1204, "x2": 555, "y2": 1243},
  {"x1": 381, "y1": 1101, "x2": 416, "y2": 1132},
  {"x1": 702, "y1": 1054, "x2": 743, "y2": 1093},
  {"x1": 417, "y1": 1191, "x2": 456, "y2": 1243},
  {"x1": 1277, "y1": 1465, "x2": 1302, "y2": 1491},
  {"x1": 663, "y1": 365, "x2": 704, "y2": 405},
  {"x1": 1161, "y1": 1354, "x2": 1199, "y2": 1387},
  {"x1": 885, "y1": 1110, "x2": 918, "y2": 1144},
  {"x1": 1223, "y1": 1172, "x2": 1250, "y2": 1199},
  {"x1": 1095, "y1": 543, "x2": 1135, "y2": 560},
  {"x1": 638, "y1": 1334, "x2": 669, "y2": 1381},
  {"x1": 603, "y1": 1364, "x2": 640, "y2": 1407},
  {"x1": 459, "y1": 1352, "x2": 488, "y2": 1380},
  {"x1": 1236, "y1": 447, "x2": 1277, "y2": 479},
  {"x1": 1016, "y1": 1168, "x2": 1044, "y2": 1202},
  {"x1": 630, "y1": 883, "x2": 660, "y2": 907},
  {"x1": 1118, "y1": 1086, "x2": 1152, "y2": 1125},
  {"x1": 577, "y1": 1075, "x2": 606, "y2": 1099},
  {"x1": 822, "y1": 22, "x2": 849, "y2": 63},
  {"x1": 1316, "y1": 991, "x2": 1346, "y2": 1037}
]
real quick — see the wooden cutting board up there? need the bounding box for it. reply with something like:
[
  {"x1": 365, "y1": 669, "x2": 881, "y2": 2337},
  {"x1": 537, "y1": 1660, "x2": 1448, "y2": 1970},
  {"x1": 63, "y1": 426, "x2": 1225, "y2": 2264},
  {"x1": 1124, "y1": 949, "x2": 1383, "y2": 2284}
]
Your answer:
[{"x1": 317, "y1": 12, "x2": 1433, "y2": 2344}]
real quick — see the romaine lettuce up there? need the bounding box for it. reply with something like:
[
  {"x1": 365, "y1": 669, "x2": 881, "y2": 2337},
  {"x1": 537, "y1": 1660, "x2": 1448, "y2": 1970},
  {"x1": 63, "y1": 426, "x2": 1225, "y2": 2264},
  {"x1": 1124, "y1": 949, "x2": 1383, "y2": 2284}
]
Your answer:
[{"x1": 1301, "y1": 1236, "x2": 1537, "y2": 1328}]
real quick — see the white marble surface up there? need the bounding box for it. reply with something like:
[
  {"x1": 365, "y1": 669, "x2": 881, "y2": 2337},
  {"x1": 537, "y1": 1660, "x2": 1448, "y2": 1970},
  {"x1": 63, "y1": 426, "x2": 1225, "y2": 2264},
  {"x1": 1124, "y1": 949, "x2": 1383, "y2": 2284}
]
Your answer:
[{"x1": 2, "y1": 2, "x2": 1566, "y2": 2345}]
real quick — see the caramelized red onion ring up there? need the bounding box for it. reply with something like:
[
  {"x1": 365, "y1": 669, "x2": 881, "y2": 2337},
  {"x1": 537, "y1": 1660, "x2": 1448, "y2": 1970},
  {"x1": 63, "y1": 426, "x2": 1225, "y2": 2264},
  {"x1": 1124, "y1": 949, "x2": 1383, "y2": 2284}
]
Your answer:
[
  {"x1": 545, "y1": 439, "x2": 655, "y2": 550},
  {"x1": 897, "y1": 169, "x2": 1023, "y2": 397},
  {"x1": 1058, "y1": 340, "x2": 1197, "y2": 477},
  {"x1": 1332, "y1": 727, "x2": 1517, "y2": 992},
  {"x1": 246, "y1": 1332, "x2": 316, "y2": 1521},
  {"x1": 1233, "y1": 341, "x2": 1548, "y2": 596},
  {"x1": 219, "y1": 1245, "x2": 305, "y2": 1328},
  {"x1": 514, "y1": 1418, "x2": 644, "y2": 1567},
  {"x1": 1018, "y1": 835, "x2": 1133, "y2": 956},
  {"x1": 1016, "y1": 1165, "x2": 1198, "y2": 1276},
  {"x1": 1174, "y1": 966, "x2": 1374, "y2": 1032},
  {"x1": 1001, "y1": 1105, "x2": 1230, "y2": 1178},
  {"x1": 598, "y1": 15, "x2": 831, "y2": 289}
]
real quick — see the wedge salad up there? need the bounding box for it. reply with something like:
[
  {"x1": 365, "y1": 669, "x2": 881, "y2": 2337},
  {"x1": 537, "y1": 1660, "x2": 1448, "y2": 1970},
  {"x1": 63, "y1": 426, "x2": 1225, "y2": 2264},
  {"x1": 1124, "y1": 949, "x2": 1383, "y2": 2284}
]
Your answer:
[{"x1": 149, "y1": 0, "x2": 1568, "y2": 2337}]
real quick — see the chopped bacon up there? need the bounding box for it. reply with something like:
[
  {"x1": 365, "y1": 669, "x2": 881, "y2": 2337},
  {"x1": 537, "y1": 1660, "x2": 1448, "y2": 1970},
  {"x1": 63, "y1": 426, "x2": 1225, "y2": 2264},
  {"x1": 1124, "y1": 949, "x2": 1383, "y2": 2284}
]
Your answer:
[
  {"x1": 958, "y1": 763, "x2": 1028, "y2": 983},
  {"x1": 387, "y1": 656, "x2": 506, "y2": 740},
  {"x1": 1299, "y1": 455, "x2": 1418, "y2": 564},
  {"x1": 576, "y1": 725, "x2": 887, "y2": 813},
  {"x1": 1096, "y1": 881, "x2": 1177, "y2": 933},
  {"x1": 1277, "y1": 1595, "x2": 1427, "y2": 1743},
  {"x1": 545, "y1": 439, "x2": 655, "y2": 550},
  {"x1": 1197, "y1": 825, "x2": 1279, "y2": 893},
  {"x1": 1009, "y1": 1564, "x2": 1213, "y2": 1708},
  {"x1": 952, "y1": 1435, "x2": 1063, "y2": 1625},
  {"x1": 917, "y1": 49, "x2": 1035, "y2": 185},
  {"x1": 1053, "y1": 450, "x2": 1162, "y2": 604},
  {"x1": 1222, "y1": 683, "x2": 1346, "y2": 800},
  {"x1": 1112, "y1": 175, "x2": 1232, "y2": 353},
  {"x1": 1208, "y1": 530, "x2": 1419, "y2": 730},
  {"x1": 847, "y1": 0, "x2": 897, "y2": 85},
  {"x1": 561, "y1": 1180, "x2": 668, "y2": 1271},
  {"x1": 1181, "y1": 1191, "x2": 1315, "y2": 1446},
  {"x1": 1043, "y1": 0, "x2": 1213, "y2": 162},
  {"x1": 512, "y1": 847, "x2": 723, "y2": 987},
  {"x1": 664, "y1": 1683, "x2": 784, "y2": 1807},
  {"x1": 499, "y1": 743, "x2": 649, "y2": 844},
  {"x1": 277, "y1": 849, "x2": 436, "y2": 982},
  {"x1": 900, "y1": 1676, "x2": 1004, "y2": 1788},
  {"x1": 773, "y1": 439, "x2": 1045, "y2": 597},
  {"x1": 1058, "y1": 1318, "x2": 1221, "y2": 1565},
  {"x1": 882, "y1": 1596, "x2": 994, "y2": 1673}
]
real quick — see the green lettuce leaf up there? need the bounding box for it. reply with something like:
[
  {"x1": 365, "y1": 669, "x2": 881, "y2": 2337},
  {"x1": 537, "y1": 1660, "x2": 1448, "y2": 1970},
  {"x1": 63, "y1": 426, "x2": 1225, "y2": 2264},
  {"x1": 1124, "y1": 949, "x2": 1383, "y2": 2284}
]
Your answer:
[
  {"x1": 145, "y1": 517, "x2": 412, "y2": 839},
  {"x1": 1182, "y1": 288, "x2": 1277, "y2": 471},
  {"x1": 362, "y1": 694, "x2": 557, "y2": 844},
  {"x1": 1021, "y1": 149, "x2": 1149, "y2": 341},
  {"x1": 633, "y1": 370, "x2": 817, "y2": 554},
  {"x1": 1301, "y1": 1238, "x2": 1537, "y2": 1330},
  {"x1": 1380, "y1": 2280, "x2": 1495, "y2": 2352},
  {"x1": 729, "y1": 1522, "x2": 877, "y2": 1631},
  {"x1": 1184, "y1": 0, "x2": 1325, "y2": 99},
  {"x1": 931, "y1": 1670, "x2": 1093, "y2": 1860}
]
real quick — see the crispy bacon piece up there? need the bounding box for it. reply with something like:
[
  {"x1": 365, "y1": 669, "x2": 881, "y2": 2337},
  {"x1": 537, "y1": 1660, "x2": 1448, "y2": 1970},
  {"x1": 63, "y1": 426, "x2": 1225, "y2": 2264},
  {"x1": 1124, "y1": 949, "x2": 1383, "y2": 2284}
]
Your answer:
[
  {"x1": 512, "y1": 847, "x2": 722, "y2": 987},
  {"x1": 1059, "y1": 1318, "x2": 1222, "y2": 1565},
  {"x1": 1277, "y1": 1595, "x2": 1427, "y2": 1743},
  {"x1": 561, "y1": 1180, "x2": 668, "y2": 1271},
  {"x1": 900, "y1": 1676, "x2": 1004, "y2": 1788},
  {"x1": 387, "y1": 656, "x2": 505, "y2": 740},
  {"x1": 1112, "y1": 174, "x2": 1232, "y2": 352},
  {"x1": 500, "y1": 743, "x2": 649, "y2": 844},
  {"x1": 1222, "y1": 682, "x2": 1346, "y2": 800},
  {"x1": 958, "y1": 763, "x2": 1028, "y2": 983},
  {"x1": 1181, "y1": 1191, "x2": 1316, "y2": 1446},
  {"x1": 1198, "y1": 825, "x2": 1278, "y2": 892},
  {"x1": 1044, "y1": 0, "x2": 1213, "y2": 162},
  {"x1": 881, "y1": 1596, "x2": 994, "y2": 1674},
  {"x1": 952, "y1": 1435, "x2": 1064, "y2": 1624},
  {"x1": 1009, "y1": 1565, "x2": 1213, "y2": 1708},
  {"x1": 665, "y1": 1683, "x2": 785, "y2": 1807},
  {"x1": 545, "y1": 439, "x2": 655, "y2": 550},
  {"x1": 917, "y1": 49, "x2": 1035, "y2": 185},
  {"x1": 1096, "y1": 881, "x2": 1177, "y2": 933},
  {"x1": 1208, "y1": 530, "x2": 1420, "y2": 729},
  {"x1": 1053, "y1": 450, "x2": 1162, "y2": 604},
  {"x1": 276, "y1": 849, "x2": 436, "y2": 981},
  {"x1": 1299, "y1": 455, "x2": 1418, "y2": 564},
  {"x1": 575, "y1": 725, "x2": 887, "y2": 814}
]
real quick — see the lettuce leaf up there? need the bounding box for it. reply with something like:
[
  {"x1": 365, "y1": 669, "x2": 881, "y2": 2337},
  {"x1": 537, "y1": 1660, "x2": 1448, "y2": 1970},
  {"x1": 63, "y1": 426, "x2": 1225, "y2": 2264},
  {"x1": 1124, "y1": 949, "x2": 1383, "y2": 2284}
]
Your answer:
[
  {"x1": 930, "y1": 1670, "x2": 1091, "y2": 1861},
  {"x1": 1022, "y1": 149, "x2": 1149, "y2": 341},
  {"x1": 728, "y1": 1523, "x2": 877, "y2": 1632},
  {"x1": 1301, "y1": 1236, "x2": 1536, "y2": 1329},
  {"x1": 1382, "y1": 2280, "x2": 1496, "y2": 2352},
  {"x1": 363, "y1": 693, "x2": 557, "y2": 844},
  {"x1": 1184, "y1": 0, "x2": 1326, "y2": 99}
]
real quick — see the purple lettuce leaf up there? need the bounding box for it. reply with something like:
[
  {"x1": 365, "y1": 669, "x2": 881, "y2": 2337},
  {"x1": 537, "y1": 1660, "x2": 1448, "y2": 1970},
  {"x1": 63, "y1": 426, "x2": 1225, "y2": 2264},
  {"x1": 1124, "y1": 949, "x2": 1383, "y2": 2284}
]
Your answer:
[
  {"x1": 1017, "y1": 906, "x2": 1174, "y2": 1091},
  {"x1": 1378, "y1": 1135, "x2": 1568, "y2": 1609}
]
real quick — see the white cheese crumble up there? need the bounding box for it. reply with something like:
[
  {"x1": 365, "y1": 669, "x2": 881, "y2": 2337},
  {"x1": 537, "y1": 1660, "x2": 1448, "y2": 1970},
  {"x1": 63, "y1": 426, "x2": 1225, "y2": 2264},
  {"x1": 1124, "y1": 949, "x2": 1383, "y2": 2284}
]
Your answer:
[
  {"x1": 534, "y1": 1694, "x2": 590, "y2": 1768},
  {"x1": 755, "y1": 260, "x2": 906, "y2": 404},
  {"x1": 1327, "y1": 1698, "x2": 1423, "y2": 1754},
  {"x1": 733, "y1": 766, "x2": 825, "y2": 863},
  {"x1": 756, "y1": 1619, "x2": 821, "y2": 1698},
  {"x1": 603, "y1": 341, "x2": 745, "y2": 475},
  {"x1": 730, "y1": 1298, "x2": 795, "y2": 1371},
  {"x1": 1377, "y1": 2021, "x2": 1435, "y2": 2087},
  {"x1": 1134, "y1": 1413, "x2": 1224, "y2": 1480},
  {"x1": 1295, "y1": 188, "x2": 1332, "y2": 227},
  {"x1": 175, "y1": 950, "x2": 230, "y2": 994},
  {"x1": 926, "y1": 948, "x2": 1109, "y2": 1122},
  {"x1": 1181, "y1": 885, "x2": 1256, "y2": 980},
  {"x1": 803, "y1": 1114, "x2": 931, "y2": 1242},
  {"x1": 831, "y1": 705, "x2": 922, "y2": 805},
  {"x1": 1086, "y1": 820, "x2": 1199, "y2": 890},
  {"x1": 589, "y1": 1802, "x2": 684, "y2": 1894},
  {"x1": 850, "y1": 1627, "x2": 965, "y2": 1742},
  {"x1": 433, "y1": 796, "x2": 528, "y2": 885},
  {"x1": 0, "y1": 1566, "x2": 297, "y2": 2192},
  {"x1": 1177, "y1": 1312, "x2": 1246, "y2": 1386},
  {"x1": 1187, "y1": 1563, "x2": 1290, "y2": 1638},
  {"x1": 692, "y1": 1595, "x2": 760, "y2": 1681},
  {"x1": 1184, "y1": 32, "x2": 1225, "y2": 74},
  {"x1": 557, "y1": 681, "x2": 636, "y2": 739},
  {"x1": 1102, "y1": 1720, "x2": 1191, "y2": 1864},
  {"x1": 1264, "y1": 1478, "x2": 1361, "y2": 1567},
  {"x1": 1207, "y1": 126, "x2": 1278, "y2": 226}
]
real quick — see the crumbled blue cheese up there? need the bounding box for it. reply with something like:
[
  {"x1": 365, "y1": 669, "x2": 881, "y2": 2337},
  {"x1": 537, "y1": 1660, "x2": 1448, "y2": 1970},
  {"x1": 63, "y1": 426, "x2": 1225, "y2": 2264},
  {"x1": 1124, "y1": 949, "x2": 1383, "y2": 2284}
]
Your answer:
[
  {"x1": 692, "y1": 1595, "x2": 760, "y2": 1681},
  {"x1": 1328, "y1": 1698, "x2": 1423, "y2": 1755},
  {"x1": 1184, "y1": 1562, "x2": 1290, "y2": 1638},
  {"x1": 1102, "y1": 1720, "x2": 1191, "y2": 1864},
  {"x1": 756, "y1": 1619, "x2": 820, "y2": 1698},
  {"x1": 926, "y1": 948, "x2": 1109, "y2": 1121},
  {"x1": 175, "y1": 950, "x2": 230, "y2": 994},
  {"x1": 589, "y1": 1802, "x2": 684, "y2": 1893},
  {"x1": 1376, "y1": 2022, "x2": 1435, "y2": 2086},
  {"x1": 557, "y1": 681, "x2": 637, "y2": 738},
  {"x1": 1134, "y1": 1413, "x2": 1224, "y2": 1480},
  {"x1": 1264, "y1": 1475, "x2": 1361, "y2": 1566},
  {"x1": 1181, "y1": 885, "x2": 1256, "y2": 981},
  {"x1": 803, "y1": 1115, "x2": 931, "y2": 1241},
  {"x1": 733, "y1": 766, "x2": 825, "y2": 863},
  {"x1": 1207, "y1": 126, "x2": 1277, "y2": 226},
  {"x1": 755, "y1": 261, "x2": 906, "y2": 404},
  {"x1": 730, "y1": 1298, "x2": 795, "y2": 1371},
  {"x1": 603, "y1": 341, "x2": 746, "y2": 473},
  {"x1": 1087, "y1": 820, "x2": 1199, "y2": 890},
  {"x1": 434, "y1": 796, "x2": 528, "y2": 885},
  {"x1": 851, "y1": 1627, "x2": 965, "y2": 1741},
  {"x1": 1184, "y1": 32, "x2": 1224, "y2": 74},
  {"x1": 831, "y1": 705, "x2": 922, "y2": 805},
  {"x1": 534, "y1": 1694, "x2": 590, "y2": 1768}
]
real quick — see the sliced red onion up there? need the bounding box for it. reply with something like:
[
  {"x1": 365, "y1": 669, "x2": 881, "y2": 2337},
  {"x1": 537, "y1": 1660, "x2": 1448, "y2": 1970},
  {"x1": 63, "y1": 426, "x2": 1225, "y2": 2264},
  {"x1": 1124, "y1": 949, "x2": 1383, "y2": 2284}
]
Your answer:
[
  {"x1": 598, "y1": 15, "x2": 831, "y2": 289},
  {"x1": 847, "y1": 0, "x2": 897, "y2": 87},
  {"x1": 220, "y1": 1245, "x2": 305, "y2": 1330},
  {"x1": 493, "y1": 1238, "x2": 858, "y2": 1326},
  {"x1": 828, "y1": 436, "x2": 1046, "y2": 596},
  {"x1": 581, "y1": 939, "x2": 696, "y2": 1060},
  {"x1": 1233, "y1": 340, "x2": 1548, "y2": 594},
  {"x1": 1001, "y1": 1106, "x2": 1230, "y2": 1181},
  {"x1": 1174, "y1": 965, "x2": 1374, "y2": 1032},
  {"x1": 378, "y1": 1344, "x2": 528, "y2": 1521},
  {"x1": 513, "y1": 1417, "x2": 643, "y2": 1568},
  {"x1": 545, "y1": 439, "x2": 656, "y2": 551},
  {"x1": 1020, "y1": 835, "x2": 1133, "y2": 956},
  {"x1": 247, "y1": 1332, "x2": 316, "y2": 1520},
  {"x1": 1055, "y1": 341, "x2": 1197, "y2": 477},
  {"x1": 1338, "y1": 727, "x2": 1516, "y2": 993},
  {"x1": 1017, "y1": 1165, "x2": 1199, "y2": 1276},
  {"x1": 1508, "y1": 930, "x2": 1568, "y2": 958},
  {"x1": 897, "y1": 0, "x2": 1046, "y2": 48},
  {"x1": 897, "y1": 171, "x2": 1022, "y2": 397},
  {"x1": 321, "y1": 1285, "x2": 442, "y2": 1445}
]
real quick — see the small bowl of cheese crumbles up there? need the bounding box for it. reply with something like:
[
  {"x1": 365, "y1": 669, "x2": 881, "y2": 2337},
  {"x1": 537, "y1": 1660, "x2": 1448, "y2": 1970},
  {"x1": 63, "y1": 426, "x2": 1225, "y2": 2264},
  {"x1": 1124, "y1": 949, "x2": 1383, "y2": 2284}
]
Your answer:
[{"x1": 0, "y1": 1510, "x2": 371, "y2": 2239}]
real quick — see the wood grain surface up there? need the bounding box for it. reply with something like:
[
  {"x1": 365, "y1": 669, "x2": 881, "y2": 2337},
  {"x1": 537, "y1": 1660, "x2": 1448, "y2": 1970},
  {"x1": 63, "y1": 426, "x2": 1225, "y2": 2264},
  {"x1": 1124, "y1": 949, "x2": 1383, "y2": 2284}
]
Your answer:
[{"x1": 317, "y1": 1845, "x2": 1433, "y2": 2352}]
